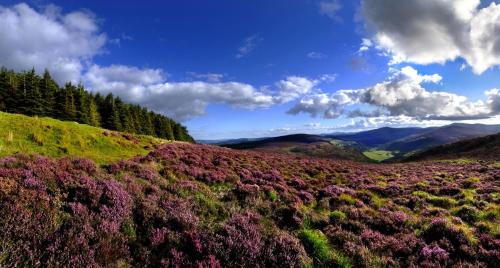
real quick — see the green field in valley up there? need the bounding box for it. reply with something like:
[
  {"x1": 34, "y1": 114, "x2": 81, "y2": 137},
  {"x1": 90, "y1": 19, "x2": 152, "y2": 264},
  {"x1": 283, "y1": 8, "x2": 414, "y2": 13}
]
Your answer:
[{"x1": 363, "y1": 149, "x2": 394, "y2": 162}]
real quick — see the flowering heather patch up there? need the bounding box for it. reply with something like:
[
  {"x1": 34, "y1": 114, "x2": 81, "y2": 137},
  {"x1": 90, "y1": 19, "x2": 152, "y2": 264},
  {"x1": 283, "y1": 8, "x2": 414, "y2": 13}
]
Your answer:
[{"x1": 0, "y1": 143, "x2": 499, "y2": 267}]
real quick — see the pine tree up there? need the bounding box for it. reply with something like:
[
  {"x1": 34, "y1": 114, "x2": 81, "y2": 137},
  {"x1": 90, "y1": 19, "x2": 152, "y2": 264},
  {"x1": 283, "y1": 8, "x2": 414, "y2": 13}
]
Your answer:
[
  {"x1": 40, "y1": 69, "x2": 58, "y2": 117},
  {"x1": 75, "y1": 84, "x2": 91, "y2": 124},
  {"x1": 88, "y1": 97, "x2": 101, "y2": 127},
  {"x1": 0, "y1": 67, "x2": 194, "y2": 142},
  {"x1": 0, "y1": 68, "x2": 9, "y2": 111},
  {"x1": 63, "y1": 83, "x2": 77, "y2": 121},
  {"x1": 5, "y1": 71, "x2": 21, "y2": 114},
  {"x1": 102, "y1": 94, "x2": 122, "y2": 130}
]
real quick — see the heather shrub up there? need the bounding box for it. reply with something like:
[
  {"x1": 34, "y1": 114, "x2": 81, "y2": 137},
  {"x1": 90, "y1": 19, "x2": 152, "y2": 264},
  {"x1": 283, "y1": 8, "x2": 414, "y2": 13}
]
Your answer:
[
  {"x1": 211, "y1": 212, "x2": 265, "y2": 266},
  {"x1": 0, "y1": 144, "x2": 498, "y2": 267},
  {"x1": 420, "y1": 218, "x2": 475, "y2": 261},
  {"x1": 452, "y1": 205, "x2": 479, "y2": 223},
  {"x1": 263, "y1": 231, "x2": 310, "y2": 268},
  {"x1": 274, "y1": 205, "x2": 304, "y2": 228}
]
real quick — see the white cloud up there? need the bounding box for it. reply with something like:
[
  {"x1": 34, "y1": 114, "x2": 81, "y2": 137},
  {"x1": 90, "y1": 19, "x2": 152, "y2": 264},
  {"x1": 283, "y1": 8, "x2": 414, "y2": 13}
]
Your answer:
[
  {"x1": 236, "y1": 34, "x2": 262, "y2": 59},
  {"x1": 0, "y1": 3, "x2": 106, "y2": 84},
  {"x1": 319, "y1": 0, "x2": 342, "y2": 20},
  {"x1": 85, "y1": 65, "x2": 319, "y2": 121},
  {"x1": 307, "y1": 52, "x2": 327, "y2": 59},
  {"x1": 361, "y1": 0, "x2": 500, "y2": 74},
  {"x1": 288, "y1": 66, "x2": 495, "y2": 120},
  {"x1": 357, "y1": 38, "x2": 373, "y2": 53},
  {"x1": 274, "y1": 76, "x2": 318, "y2": 103},
  {"x1": 319, "y1": 73, "x2": 337, "y2": 83},
  {"x1": 85, "y1": 65, "x2": 280, "y2": 121}
]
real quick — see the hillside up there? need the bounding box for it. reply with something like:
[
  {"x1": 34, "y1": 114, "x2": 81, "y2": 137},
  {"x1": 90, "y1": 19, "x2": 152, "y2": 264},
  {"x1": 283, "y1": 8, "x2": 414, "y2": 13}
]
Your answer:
[
  {"x1": 222, "y1": 134, "x2": 371, "y2": 162},
  {"x1": 0, "y1": 112, "x2": 170, "y2": 163},
  {"x1": 405, "y1": 132, "x2": 500, "y2": 161},
  {"x1": 0, "y1": 143, "x2": 498, "y2": 267}
]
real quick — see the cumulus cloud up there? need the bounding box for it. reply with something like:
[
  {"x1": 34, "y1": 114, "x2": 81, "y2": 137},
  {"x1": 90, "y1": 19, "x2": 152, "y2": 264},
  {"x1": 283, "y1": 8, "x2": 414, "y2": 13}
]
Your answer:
[
  {"x1": 0, "y1": 3, "x2": 106, "y2": 84},
  {"x1": 85, "y1": 65, "x2": 319, "y2": 121},
  {"x1": 235, "y1": 34, "x2": 262, "y2": 59},
  {"x1": 84, "y1": 65, "x2": 280, "y2": 120},
  {"x1": 361, "y1": 0, "x2": 500, "y2": 74},
  {"x1": 274, "y1": 76, "x2": 318, "y2": 103},
  {"x1": 288, "y1": 66, "x2": 495, "y2": 120}
]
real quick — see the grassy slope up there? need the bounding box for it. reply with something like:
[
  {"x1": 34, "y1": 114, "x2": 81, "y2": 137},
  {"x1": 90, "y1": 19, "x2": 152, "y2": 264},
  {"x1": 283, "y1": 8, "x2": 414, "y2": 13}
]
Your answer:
[{"x1": 0, "y1": 112, "x2": 170, "y2": 163}]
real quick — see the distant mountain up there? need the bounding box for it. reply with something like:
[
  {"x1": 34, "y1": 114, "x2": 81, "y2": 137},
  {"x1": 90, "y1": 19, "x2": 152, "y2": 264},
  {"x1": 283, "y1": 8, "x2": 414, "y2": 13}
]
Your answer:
[
  {"x1": 222, "y1": 134, "x2": 370, "y2": 162},
  {"x1": 224, "y1": 134, "x2": 330, "y2": 149},
  {"x1": 404, "y1": 132, "x2": 500, "y2": 161},
  {"x1": 328, "y1": 127, "x2": 430, "y2": 147},
  {"x1": 382, "y1": 123, "x2": 500, "y2": 156}
]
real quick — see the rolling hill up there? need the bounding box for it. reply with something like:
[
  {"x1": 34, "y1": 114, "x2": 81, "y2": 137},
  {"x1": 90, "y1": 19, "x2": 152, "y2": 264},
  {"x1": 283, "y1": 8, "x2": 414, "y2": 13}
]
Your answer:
[{"x1": 405, "y1": 132, "x2": 500, "y2": 161}]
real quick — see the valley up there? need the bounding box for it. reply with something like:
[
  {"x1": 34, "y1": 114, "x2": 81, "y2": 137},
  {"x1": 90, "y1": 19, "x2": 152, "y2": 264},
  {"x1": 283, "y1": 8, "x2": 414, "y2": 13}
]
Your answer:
[{"x1": 220, "y1": 124, "x2": 500, "y2": 162}]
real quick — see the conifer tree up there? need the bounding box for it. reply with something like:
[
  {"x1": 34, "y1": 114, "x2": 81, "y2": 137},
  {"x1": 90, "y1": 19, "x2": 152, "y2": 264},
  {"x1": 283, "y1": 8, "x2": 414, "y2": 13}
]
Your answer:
[{"x1": 0, "y1": 67, "x2": 194, "y2": 142}]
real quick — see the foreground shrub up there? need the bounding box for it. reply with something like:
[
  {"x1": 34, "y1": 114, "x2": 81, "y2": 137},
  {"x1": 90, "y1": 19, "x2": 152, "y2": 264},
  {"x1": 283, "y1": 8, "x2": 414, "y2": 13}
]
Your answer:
[{"x1": 0, "y1": 144, "x2": 498, "y2": 267}]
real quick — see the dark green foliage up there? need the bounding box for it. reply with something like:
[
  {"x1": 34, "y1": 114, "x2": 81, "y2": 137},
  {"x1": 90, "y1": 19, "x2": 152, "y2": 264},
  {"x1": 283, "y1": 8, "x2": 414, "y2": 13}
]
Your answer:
[{"x1": 0, "y1": 67, "x2": 193, "y2": 142}]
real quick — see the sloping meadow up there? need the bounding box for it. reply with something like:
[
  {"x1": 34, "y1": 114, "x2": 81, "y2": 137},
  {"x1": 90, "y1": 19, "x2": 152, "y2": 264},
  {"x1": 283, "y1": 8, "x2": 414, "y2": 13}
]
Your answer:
[{"x1": 0, "y1": 143, "x2": 498, "y2": 267}]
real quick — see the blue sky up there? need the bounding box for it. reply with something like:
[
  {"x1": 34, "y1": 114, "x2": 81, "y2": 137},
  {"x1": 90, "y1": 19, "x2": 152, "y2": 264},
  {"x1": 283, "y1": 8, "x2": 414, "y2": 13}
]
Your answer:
[{"x1": 1, "y1": 0, "x2": 500, "y2": 139}]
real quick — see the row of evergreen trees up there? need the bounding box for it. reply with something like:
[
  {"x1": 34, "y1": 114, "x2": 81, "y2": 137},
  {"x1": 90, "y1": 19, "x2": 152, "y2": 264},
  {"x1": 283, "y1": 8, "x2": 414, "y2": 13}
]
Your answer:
[{"x1": 0, "y1": 68, "x2": 193, "y2": 142}]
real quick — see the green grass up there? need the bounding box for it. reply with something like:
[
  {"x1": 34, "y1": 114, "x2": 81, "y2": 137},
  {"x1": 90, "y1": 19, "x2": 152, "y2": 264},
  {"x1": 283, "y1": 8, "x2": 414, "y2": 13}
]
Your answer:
[
  {"x1": 298, "y1": 229, "x2": 352, "y2": 268},
  {"x1": 0, "y1": 112, "x2": 170, "y2": 164},
  {"x1": 363, "y1": 150, "x2": 394, "y2": 162},
  {"x1": 267, "y1": 190, "x2": 279, "y2": 202},
  {"x1": 329, "y1": 210, "x2": 347, "y2": 222},
  {"x1": 412, "y1": 191, "x2": 458, "y2": 208}
]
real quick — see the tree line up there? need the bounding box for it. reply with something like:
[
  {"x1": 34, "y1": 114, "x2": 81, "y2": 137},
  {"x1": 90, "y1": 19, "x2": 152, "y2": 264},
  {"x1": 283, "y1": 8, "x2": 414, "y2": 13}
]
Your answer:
[{"x1": 0, "y1": 68, "x2": 194, "y2": 142}]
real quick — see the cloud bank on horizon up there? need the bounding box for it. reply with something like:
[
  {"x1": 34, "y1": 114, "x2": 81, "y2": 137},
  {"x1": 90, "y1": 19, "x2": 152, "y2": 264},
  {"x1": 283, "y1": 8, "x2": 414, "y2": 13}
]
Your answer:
[{"x1": 0, "y1": 1, "x2": 499, "y2": 138}]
